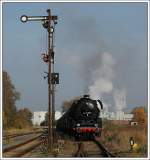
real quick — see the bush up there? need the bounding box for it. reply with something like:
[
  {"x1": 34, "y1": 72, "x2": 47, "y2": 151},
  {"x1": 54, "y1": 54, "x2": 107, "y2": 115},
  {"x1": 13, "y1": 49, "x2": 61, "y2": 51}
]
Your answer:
[{"x1": 136, "y1": 144, "x2": 147, "y2": 154}]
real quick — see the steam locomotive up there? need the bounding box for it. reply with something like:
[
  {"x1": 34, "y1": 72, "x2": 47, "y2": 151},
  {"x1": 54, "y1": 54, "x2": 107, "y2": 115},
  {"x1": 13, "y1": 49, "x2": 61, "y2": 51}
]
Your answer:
[{"x1": 56, "y1": 95, "x2": 103, "y2": 141}]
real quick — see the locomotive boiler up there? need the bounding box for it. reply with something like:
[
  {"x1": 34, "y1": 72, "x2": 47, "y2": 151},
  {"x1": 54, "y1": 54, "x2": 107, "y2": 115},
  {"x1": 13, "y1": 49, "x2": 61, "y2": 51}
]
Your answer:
[{"x1": 56, "y1": 95, "x2": 103, "y2": 141}]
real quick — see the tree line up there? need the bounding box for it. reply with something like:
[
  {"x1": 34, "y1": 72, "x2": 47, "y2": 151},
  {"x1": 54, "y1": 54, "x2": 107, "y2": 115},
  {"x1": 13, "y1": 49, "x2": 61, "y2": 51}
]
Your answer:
[{"x1": 3, "y1": 71, "x2": 32, "y2": 129}]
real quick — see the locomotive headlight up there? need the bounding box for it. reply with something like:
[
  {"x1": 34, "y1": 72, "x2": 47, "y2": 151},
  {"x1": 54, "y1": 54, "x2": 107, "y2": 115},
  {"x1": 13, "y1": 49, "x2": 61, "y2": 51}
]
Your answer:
[
  {"x1": 77, "y1": 123, "x2": 80, "y2": 127},
  {"x1": 95, "y1": 124, "x2": 98, "y2": 127},
  {"x1": 20, "y1": 15, "x2": 28, "y2": 23}
]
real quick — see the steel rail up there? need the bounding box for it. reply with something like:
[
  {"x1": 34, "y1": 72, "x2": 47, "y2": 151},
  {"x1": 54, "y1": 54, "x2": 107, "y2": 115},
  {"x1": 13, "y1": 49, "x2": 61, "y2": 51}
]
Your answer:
[
  {"x1": 11, "y1": 141, "x2": 41, "y2": 157},
  {"x1": 73, "y1": 139, "x2": 115, "y2": 157},
  {"x1": 92, "y1": 139, "x2": 116, "y2": 157},
  {"x1": 3, "y1": 134, "x2": 41, "y2": 153},
  {"x1": 3, "y1": 131, "x2": 43, "y2": 140}
]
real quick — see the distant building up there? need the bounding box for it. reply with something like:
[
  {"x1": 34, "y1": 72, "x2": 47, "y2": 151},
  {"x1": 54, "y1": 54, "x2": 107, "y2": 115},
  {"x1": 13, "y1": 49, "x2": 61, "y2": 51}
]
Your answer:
[
  {"x1": 130, "y1": 121, "x2": 138, "y2": 126},
  {"x1": 32, "y1": 111, "x2": 47, "y2": 126},
  {"x1": 32, "y1": 111, "x2": 62, "y2": 126},
  {"x1": 116, "y1": 111, "x2": 124, "y2": 120},
  {"x1": 124, "y1": 113, "x2": 134, "y2": 121},
  {"x1": 100, "y1": 110, "x2": 133, "y2": 121},
  {"x1": 55, "y1": 111, "x2": 62, "y2": 120}
]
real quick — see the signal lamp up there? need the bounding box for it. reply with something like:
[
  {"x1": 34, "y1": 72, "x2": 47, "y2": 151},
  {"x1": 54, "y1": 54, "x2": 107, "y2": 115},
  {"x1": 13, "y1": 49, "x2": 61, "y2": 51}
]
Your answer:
[
  {"x1": 20, "y1": 15, "x2": 28, "y2": 23},
  {"x1": 42, "y1": 20, "x2": 49, "y2": 29},
  {"x1": 50, "y1": 27, "x2": 54, "y2": 33},
  {"x1": 129, "y1": 137, "x2": 135, "y2": 152}
]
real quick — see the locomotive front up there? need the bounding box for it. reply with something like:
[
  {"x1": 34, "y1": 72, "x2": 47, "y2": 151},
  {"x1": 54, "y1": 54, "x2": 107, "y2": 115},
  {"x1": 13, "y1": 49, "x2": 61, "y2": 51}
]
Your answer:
[
  {"x1": 56, "y1": 95, "x2": 103, "y2": 141},
  {"x1": 72, "y1": 95, "x2": 102, "y2": 140}
]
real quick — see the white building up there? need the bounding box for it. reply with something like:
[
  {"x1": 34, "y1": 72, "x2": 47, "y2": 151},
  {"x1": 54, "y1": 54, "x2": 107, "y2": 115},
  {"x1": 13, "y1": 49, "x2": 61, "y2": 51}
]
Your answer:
[
  {"x1": 32, "y1": 111, "x2": 47, "y2": 126},
  {"x1": 116, "y1": 110, "x2": 125, "y2": 120},
  {"x1": 100, "y1": 110, "x2": 133, "y2": 121},
  {"x1": 32, "y1": 111, "x2": 62, "y2": 126},
  {"x1": 55, "y1": 111, "x2": 62, "y2": 120},
  {"x1": 124, "y1": 113, "x2": 134, "y2": 121}
]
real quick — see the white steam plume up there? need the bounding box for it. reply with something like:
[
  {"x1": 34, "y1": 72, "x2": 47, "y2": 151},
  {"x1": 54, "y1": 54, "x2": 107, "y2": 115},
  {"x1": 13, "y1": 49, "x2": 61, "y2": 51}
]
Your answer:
[
  {"x1": 113, "y1": 88, "x2": 126, "y2": 111},
  {"x1": 82, "y1": 52, "x2": 127, "y2": 111},
  {"x1": 88, "y1": 52, "x2": 115, "y2": 99},
  {"x1": 89, "y1": 78, "x2": 113, "y2": 98}
]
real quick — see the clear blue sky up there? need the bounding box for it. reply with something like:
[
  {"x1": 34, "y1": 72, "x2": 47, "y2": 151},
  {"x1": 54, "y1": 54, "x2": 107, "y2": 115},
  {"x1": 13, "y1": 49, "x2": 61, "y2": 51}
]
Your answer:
[{"x1": 3, "y1": 2, "x2": 148, "y2": 112}]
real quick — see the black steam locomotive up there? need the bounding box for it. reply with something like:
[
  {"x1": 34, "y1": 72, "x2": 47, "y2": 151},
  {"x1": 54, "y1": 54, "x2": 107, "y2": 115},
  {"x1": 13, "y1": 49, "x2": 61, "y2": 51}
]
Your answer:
[{"x1": 56, "y1": 95, "x2": 103, "y2": 141}]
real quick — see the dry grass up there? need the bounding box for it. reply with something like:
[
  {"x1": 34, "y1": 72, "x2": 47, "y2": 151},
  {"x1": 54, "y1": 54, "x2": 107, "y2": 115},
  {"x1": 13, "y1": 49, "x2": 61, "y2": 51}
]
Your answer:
[
  {"x1": 100, "y1": 121, "x2": 147, "y2": 157},
  {"x1": 3, "y1": 127, "x2": 37, "y2": 135},
  {"x1": 4, "y1": 123, "x2": 147, "y2": 158}
]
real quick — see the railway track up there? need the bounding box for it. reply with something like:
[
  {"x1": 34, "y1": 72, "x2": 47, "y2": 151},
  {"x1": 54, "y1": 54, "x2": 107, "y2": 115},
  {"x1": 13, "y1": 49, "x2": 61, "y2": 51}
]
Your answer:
[
  {"x1": 3, "y1": 130, "x2": 43, "y2": 140},
  {"x1": 73, "y1": 139, "x2": 115, "y2": 157},
  {"x1": 3, "y1": 134, "x2": 42, "y2": 157},
  {"x1": 92, "y1": 139, "x2": 115, "y2": 157}
]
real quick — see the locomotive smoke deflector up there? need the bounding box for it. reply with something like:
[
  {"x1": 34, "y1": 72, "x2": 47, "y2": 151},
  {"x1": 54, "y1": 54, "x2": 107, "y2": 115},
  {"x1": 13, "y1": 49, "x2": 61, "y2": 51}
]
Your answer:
[{"x1": 97, "y1": 100, "x2": 103, "y2": 110}]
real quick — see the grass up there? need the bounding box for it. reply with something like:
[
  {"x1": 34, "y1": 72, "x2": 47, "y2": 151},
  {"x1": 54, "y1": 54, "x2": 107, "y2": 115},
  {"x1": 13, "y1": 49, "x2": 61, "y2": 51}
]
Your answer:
[
  {"x1": 3, "y1": 127, "x2": 40, "y2": 146},
  {"x1": 3, "y1": 123, "x2": 147, "y2": 158},
  {"x1": 100, "y1": 121, "x2": 147, "y2": 157},
  {"x1": 3, "y1": 126, "x2": 42, "y2": 136}
]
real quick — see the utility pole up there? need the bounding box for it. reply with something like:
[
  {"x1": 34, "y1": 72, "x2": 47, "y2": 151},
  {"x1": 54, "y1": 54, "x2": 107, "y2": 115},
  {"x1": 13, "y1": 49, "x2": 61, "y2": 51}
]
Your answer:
[
  {"x1": 20, "y1": 9, "x2": 59, "y2": 152},
  {"x1": 47, "y1": 9, "x2": 53, "y2": 152},
  {"x1": 51, "y1": 23, "x2": 55, "y2": 140}
]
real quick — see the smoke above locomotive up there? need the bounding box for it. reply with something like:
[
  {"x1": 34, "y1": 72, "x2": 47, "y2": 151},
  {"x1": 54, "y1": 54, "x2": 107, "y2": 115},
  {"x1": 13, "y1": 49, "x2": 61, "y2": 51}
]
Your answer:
[{"x1": 81, "y1": 52, "x2": 127, "y2": 112}]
